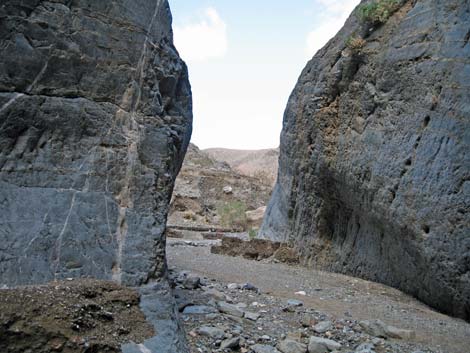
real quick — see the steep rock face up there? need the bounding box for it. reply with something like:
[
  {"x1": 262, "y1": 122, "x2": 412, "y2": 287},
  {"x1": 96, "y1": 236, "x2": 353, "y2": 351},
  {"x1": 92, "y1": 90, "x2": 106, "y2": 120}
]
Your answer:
[
  {"x1": 0, "y1": 0, "x2": 192, "y2": 287},
  {"x1": 261, "y1": 0, "x2": 469, "y2": 320}
]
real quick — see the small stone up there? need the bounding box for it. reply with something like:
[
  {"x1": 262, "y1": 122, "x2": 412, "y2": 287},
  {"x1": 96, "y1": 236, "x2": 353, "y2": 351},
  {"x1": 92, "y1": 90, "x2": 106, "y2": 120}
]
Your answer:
[
  {"x1": 223, "y1": 186, "x2": 233, "y2": 194},
  {"x1": 359, "y1": 320, "x2": 415, "y2": 340},
  {"x1": 385, "y1": 325, "x2": 416, "y2": 339},
  {"x1": 287, "y1": 299, "x2": 303, "y2": 307},
  {"x1": 221, "y1": 336, "x2": 240, "y2": 350},
  {"x1": 356, "y1": 343, "x2": 374, "y2": 349},
  {"x1": 182, "y1": 276, "x2": 200, "y2": 289},
  {"x1": 295, "y1": 291, "x2": 306, "y2": 296},
  {"x1": 99, "y1": 311, "x2": 114, "y2": 321},
  {"x1": 307, "y1": 342, "x2": 328, "y2": 353},
  {"x1": 205, "y1": 288, "x2": 226, "y2": 301},
  {"x1": 231, "y1": 325, "x2": 243, "y2": 335},
  {"x1": 226, "y1": 314, "x2": 244, "y2": 324},
  {"x1": 197, "y1": 326, "x2": 226, "y2": 340},
  {"x1": 301, "y1": 314, "x2": 315, "y2": 327},
  {"x1": 244, "y1": 311, "x2": 260, "y2": 321},
  {"x1": 314, "y1": 321, "x2": 332, "y2": 334},
  {"x1": 355, "y1": 343, "x2": 375, "y2": 353},
  {"x1": 371, "y1": 338, "x2": 383, "y2": 345},
  {"x1": 251, "y1": 344, "x2": 282, "y2": 353},
  {"x1": 286, "y1": 332, "x2": 302, "y2": 341},
  {"x1": 243, "y1": 283, "x2": 258, "y2": 291},
  {"x1": 228, "y1": 283, "x2": 241, "y2": 290},
  {"x1": 359, "y1": 320, "x2": 388, "y2": 338},
  {"x1": 308, "y1": 336, "x2": 342, "y2": 351},
  {"x1": 277, "y1": 339, "x2": 307, "y2": 353},
  {"x1": 183, "y1": 305, "x2": 218, "y2": 315},
  {"x1": 217, "y1": 301, "x2": 244, "y2": 318},
  {"x1": 356, "y1": 349, "x2": 375, "y2": 353},
  {"x1": 176, "y1": 271, "x2": 189, "y2": 283}
]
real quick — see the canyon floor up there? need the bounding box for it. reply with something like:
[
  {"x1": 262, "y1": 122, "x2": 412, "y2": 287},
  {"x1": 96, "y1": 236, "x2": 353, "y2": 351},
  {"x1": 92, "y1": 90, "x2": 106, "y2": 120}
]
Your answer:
[{"x1": 167, "y1": 238, "x2": 470, "y2": 353}]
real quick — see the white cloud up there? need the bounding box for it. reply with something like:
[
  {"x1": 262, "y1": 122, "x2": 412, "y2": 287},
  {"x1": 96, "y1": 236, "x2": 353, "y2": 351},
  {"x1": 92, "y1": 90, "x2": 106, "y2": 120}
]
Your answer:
[
  {"x1": 305, "y1": 0, "x2": 360, "y2": 56},
  {"x1": 317, "y1": 0, "x2": 359, "y2": 14},
  {"x1": 174, "y1": 7, "x2": 228, "y2": 63}
]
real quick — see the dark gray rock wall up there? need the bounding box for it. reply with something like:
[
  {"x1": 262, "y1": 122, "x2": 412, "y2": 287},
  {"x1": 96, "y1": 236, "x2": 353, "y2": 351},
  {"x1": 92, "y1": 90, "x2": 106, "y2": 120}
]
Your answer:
[
  {"x1": 261, "y1": 0, "x2": 470, "y2": 320},
  {"x1": 0, "y1": 0, "x2": 192, "y2": 287}
]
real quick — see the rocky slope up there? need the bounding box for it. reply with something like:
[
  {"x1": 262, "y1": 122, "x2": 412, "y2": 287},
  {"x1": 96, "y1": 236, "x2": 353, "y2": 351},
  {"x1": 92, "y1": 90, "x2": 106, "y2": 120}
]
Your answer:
[
  {"x1": 261, "y1": 0, "x2": 470, "y2": 321},
  {"x1": 205, "y1": 147, "x2": 279, "y2": 186},
  {"x1": 168, "y1": 144, "x2": 272, "y2": 233},
  {"x1": 0, "y1": 0, "x2": 192, "y2": 287}
]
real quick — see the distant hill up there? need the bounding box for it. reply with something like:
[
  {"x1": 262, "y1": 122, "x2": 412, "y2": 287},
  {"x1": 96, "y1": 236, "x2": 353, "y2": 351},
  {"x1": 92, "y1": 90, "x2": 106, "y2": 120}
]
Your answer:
[
  {"x1": 168, "y1": 144, "x2": 273, "y2": 232},
  {"x1": 204, "y1": 147, "x2": 279, "y2": 186}
]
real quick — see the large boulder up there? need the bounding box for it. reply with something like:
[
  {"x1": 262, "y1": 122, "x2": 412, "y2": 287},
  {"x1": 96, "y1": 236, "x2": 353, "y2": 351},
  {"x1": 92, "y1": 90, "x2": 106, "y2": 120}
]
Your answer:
[
  {"x1": 0, "y1": 0, "x2": 192, "y2": 287},
  {"x1": 260, "y1": 0, "x2": 469, "y2": 320}
]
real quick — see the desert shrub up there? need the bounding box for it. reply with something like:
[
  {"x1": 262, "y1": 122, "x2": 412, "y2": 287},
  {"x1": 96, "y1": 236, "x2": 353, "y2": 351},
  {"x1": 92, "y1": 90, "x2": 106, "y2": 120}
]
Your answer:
[
  {"x1": 218, "y1": 201, "x2": 247, "y2": 230},
  {"x1": 249, "y1": 228, "x2": 258, "y2": 240},
  {"x1": 357, "y1": 0, "x2": 401, "y2": 24},
  {"x1": 253, "y1": 170, "x2": 273, "y2": 186},
  {"x1": 183, "y1": 210, "x2": 197, "y2": 221},
  {"x1": 346, "y1": 35, "x2": 367, "y2": 53}
]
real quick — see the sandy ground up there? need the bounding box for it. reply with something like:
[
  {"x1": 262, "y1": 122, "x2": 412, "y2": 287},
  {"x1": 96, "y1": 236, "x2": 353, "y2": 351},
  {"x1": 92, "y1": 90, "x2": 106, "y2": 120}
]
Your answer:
[{"x1": 167, "y1": 239, "x2": 470, "y2": 353}]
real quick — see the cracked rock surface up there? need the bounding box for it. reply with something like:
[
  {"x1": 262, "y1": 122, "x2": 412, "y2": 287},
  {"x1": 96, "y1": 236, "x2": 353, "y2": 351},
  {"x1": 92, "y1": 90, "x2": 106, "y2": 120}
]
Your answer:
[
  {"x1": 0, "y1": 0, "x2": 192, "y2": 287},
  {"x1": 260, "y1": 0, "x2": 470, "y2": 320}
]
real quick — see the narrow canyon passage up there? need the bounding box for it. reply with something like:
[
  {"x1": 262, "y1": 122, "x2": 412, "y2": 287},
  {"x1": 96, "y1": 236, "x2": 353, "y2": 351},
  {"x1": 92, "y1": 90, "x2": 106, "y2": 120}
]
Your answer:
[
  {"x1": 166, "y1": 238, "x2": 470, "y2": 353},
  {"x1": 1, "y1": 0, "x2": 468, "y2": 352}
]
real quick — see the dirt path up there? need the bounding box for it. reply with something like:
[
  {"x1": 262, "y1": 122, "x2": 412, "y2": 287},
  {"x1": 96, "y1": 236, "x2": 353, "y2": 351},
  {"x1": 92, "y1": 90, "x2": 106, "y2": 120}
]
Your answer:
[{"x1": 167, "y1": 239, "x2": 470, "y2": 353}]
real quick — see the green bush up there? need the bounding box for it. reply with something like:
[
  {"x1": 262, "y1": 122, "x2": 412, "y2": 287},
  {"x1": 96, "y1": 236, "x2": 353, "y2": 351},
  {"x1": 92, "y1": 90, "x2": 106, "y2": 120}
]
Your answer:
[
  {"x1": 357, "y1": 0, "x2": 401, "y2": 24},
  {"x1": 218, "y1": 201, "x2": 247, "y2": 230},
  {"x1": 248, "y1": 228, "x2": 258, "y2": 240}
]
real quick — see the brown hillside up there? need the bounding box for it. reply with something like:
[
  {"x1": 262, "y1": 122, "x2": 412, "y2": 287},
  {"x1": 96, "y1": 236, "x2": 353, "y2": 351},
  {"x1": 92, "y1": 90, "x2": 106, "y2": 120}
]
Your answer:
[
  {"x1": 168, "y1": 144, "x2": 273, "y2": 233},
  {"x1": 204, "y1": 147, "x2": 279, "y2": 186}
]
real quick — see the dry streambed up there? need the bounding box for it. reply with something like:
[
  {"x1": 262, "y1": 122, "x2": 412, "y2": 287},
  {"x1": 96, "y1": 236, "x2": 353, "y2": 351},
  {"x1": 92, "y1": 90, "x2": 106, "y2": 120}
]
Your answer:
[{"x1": 167, "y1": 238, "x2": 470, "y2": 353}]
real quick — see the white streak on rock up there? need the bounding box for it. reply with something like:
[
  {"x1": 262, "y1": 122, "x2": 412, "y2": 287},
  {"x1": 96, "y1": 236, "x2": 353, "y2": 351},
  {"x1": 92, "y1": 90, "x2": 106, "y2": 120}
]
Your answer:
[
  {"x1": 0, "y1": 93, "x2": 25, "y2": 115},
  {"x1": 54, "y1": 192, "x2": 77, "y2": 279},
  {"x1": 112, "y1": 0, "x2": 162, "y2": 284},
  {"x1": 138, "y1": 344, "x2": 152, "y2": 353},
  {"x1": 26, "y1": 58, "x2": 49, "y2": 93}
]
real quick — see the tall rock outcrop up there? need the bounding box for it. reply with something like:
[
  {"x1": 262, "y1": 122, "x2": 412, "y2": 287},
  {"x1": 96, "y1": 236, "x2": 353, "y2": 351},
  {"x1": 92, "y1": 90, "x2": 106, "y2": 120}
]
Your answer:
[
  {"x1": 261, "y1": 0, "x2": 469, "y2": 320},
  {"x1": 0, "y1": 0, "x2": 192, "y2": 287}
]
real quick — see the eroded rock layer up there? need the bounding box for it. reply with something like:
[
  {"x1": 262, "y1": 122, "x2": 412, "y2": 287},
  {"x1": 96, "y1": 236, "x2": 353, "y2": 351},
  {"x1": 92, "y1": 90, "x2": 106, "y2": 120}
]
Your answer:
[
  {"x1": 261, "y1": 0, "x2": 469, "y2": 320},
  {"x1": 0, "y1": 0, "x2": 192, "y2": 286}
]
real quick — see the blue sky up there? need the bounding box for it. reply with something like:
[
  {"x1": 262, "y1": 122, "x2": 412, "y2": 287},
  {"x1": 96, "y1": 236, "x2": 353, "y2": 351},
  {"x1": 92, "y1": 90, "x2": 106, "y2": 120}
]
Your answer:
[{"x1": 170, "y1": 0, "x2": 360, "y2": 149}]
